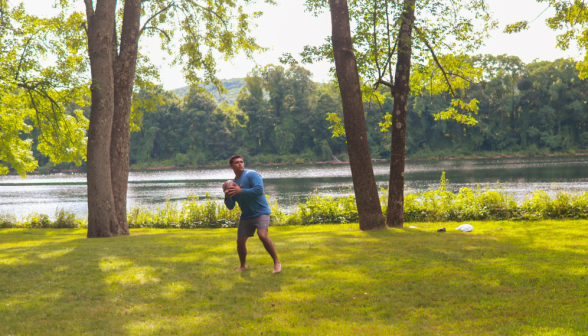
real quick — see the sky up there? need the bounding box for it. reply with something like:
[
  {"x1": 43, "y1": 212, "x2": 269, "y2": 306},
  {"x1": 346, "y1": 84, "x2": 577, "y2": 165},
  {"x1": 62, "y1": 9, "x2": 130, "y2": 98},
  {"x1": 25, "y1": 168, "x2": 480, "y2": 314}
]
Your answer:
[{"x1": 23, "y1": 0, "x2": 583, "y2": 90}]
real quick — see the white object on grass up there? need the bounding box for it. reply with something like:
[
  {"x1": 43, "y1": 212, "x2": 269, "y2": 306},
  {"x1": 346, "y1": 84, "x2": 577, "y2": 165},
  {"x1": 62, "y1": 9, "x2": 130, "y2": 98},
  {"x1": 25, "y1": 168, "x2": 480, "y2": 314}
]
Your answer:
[
  {"x1": 409, "y1": 226, "x2": 417, "y2": 228},
  {"x1": 456, "y1": 224, "x2": 473, "y2": 232}
]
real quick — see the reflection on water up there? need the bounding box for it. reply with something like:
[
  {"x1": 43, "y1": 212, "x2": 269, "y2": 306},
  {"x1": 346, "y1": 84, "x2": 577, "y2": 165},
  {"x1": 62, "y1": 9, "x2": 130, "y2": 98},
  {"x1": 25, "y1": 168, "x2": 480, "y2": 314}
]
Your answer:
[{"x1": 1, "y1": 155, "x2": 588, "y2": 217}]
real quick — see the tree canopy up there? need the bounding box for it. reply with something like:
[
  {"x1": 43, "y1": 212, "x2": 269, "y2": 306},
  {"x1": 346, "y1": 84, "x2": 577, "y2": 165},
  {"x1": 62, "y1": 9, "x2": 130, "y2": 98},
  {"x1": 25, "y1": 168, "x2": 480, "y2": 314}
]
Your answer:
[{"x1": 0, "y1": 0, "x2": 89, "y2": 177}]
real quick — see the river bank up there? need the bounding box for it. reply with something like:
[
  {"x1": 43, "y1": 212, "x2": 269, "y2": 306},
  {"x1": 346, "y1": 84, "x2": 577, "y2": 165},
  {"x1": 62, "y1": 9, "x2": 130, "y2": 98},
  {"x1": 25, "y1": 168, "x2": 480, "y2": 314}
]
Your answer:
[{"x1": 3, "y1": 180, "x2": 588, "y2": 229}]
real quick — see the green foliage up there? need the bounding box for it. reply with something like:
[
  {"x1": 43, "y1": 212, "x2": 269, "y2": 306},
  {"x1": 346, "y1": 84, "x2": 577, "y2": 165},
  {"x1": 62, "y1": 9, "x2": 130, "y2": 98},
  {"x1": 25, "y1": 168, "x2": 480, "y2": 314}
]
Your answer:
[
  {"x1": 4, "y1": 174, "x2": 588, "y2": 228},
  {"x1": 295, "y1": 194, "x2": 358, "y2": 224},
  {"x1": 127, "y1": 194, "x2": 286, "y2": 229},
  {"x1": 0, "y1": 1, "x2": 89, "y2": 177},
  {"x1": 302, "y1": 0, "x2": 497, "y2": 125},
  {"x1": 129, "y1": 65, "x2": 347, "y2": 167},
  {"x1": 123, "y1": 56, "x2": 588, "y2": 168},
  {"x1": 0, "y1": 209, "x2": 84, "y2": 228},
  {"x1": 520, "y1": 189, "x2": 588, "y2": 220},
  {"x1": 1, "y1": 0, "x2": 276, "y2": 176},
  {"x1": 503, "y1": 20, "x2": 530, "y2": 33},
  {"x1": 128, "y1": 194, "x2": 240, "y2": 229},
  {"x1": 407, "y1": 56, "x2": 588, "y2": 158}
]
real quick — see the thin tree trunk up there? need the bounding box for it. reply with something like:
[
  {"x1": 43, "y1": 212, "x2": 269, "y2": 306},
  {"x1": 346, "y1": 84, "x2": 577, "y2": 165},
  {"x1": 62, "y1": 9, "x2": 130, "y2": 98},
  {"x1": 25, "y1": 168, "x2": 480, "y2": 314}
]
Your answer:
[
  {"x1": 110, "y1": 0, "x2": 142, "y2": 235},
  {"x1": 387, "y1": 0, "x2": 416, "y2": 228},
  {"x1": 329, "y1": 0, "x2": 386, "y2": 231},
  {"x1": 85, "y1": 0, "x2": 119, "y2": 238}
]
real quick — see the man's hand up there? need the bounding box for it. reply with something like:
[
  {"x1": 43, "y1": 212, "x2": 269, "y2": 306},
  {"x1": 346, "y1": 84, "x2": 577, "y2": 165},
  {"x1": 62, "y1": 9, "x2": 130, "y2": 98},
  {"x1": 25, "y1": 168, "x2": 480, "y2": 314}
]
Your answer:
[{"x1": 226, "y1": 185, "x2": 242, "y2": 197}]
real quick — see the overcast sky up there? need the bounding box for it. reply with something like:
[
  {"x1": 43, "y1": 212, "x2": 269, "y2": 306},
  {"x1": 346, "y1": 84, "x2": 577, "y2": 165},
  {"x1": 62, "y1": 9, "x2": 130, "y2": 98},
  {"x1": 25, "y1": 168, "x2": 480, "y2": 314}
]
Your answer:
[{"x1": 24, "y1": 0, "x2": 583, "y2": 90}]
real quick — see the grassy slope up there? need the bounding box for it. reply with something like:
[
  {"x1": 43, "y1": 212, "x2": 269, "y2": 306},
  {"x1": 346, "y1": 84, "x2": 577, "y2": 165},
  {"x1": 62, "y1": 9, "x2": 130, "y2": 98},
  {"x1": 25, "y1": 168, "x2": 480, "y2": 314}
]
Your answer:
[{"x1": 1, "y1": 221, "x2": 587, "y2": 335}]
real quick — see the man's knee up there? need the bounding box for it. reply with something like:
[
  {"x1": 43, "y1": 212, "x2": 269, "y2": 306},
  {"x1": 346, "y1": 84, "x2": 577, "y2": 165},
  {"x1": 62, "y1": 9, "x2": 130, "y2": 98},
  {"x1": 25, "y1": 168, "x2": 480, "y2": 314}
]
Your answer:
[
  {"x1": 257, "y1": 230, "x2": 269, "y2": 240},
  {"x1": 237, "y1": 237, "x2": 248, "y2": 245}
]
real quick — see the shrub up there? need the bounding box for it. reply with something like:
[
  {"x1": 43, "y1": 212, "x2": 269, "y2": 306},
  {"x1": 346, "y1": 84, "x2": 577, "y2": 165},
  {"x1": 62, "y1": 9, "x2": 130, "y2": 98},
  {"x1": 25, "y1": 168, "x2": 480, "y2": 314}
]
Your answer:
[
  {"x1": 0, "y1": 212, "x2": 17, "y2": 228},
  {"x1": 294, "y1": 193, "x2": 358, "y2": 224},
  {"x1": 54, "y1": 209, "x2": 81, "y2": 228}
]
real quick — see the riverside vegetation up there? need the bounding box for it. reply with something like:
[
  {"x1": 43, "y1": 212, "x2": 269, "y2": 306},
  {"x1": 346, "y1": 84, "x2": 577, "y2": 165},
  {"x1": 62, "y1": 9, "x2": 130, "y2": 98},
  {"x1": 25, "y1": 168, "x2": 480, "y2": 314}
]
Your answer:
[{"x1": 2, "y1": 173, "x2": 588, "y2": 229}]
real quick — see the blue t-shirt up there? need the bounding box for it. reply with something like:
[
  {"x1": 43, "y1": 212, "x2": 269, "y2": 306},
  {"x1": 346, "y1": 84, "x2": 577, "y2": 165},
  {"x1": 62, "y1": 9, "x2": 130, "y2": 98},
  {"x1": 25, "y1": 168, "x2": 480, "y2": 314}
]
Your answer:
[{"x1": 224, "y1": 169, "x2": 271, "y2": 219}]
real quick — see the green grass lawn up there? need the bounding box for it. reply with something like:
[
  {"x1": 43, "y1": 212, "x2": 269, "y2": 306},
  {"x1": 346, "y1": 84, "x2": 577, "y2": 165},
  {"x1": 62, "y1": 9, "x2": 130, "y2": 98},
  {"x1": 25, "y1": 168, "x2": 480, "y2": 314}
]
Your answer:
[{"x1": 1, "y1": 221, "x2": 587, "y2": 335}]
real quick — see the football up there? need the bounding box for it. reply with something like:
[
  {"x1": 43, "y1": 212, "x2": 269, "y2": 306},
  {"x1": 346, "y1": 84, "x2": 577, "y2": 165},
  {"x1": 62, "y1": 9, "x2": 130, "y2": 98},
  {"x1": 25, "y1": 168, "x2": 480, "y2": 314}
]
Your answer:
[{"x1": 222, "y1": 180, "x2": 237, "y2": 193}]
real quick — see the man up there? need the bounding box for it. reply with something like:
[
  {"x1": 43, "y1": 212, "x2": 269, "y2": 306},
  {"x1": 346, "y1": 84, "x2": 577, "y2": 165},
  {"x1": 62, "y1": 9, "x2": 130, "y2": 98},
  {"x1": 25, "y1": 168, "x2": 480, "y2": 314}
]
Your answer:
[{"x1": 224, "y1": 155, "x2": 281, "y2": 273}]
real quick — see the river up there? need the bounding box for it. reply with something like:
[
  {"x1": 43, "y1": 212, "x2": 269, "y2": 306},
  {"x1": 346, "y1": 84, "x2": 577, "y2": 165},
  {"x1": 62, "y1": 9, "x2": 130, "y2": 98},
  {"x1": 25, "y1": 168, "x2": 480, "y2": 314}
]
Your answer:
[{"x1": 1, "y1": 155, "x2": 588, "y2": 218}]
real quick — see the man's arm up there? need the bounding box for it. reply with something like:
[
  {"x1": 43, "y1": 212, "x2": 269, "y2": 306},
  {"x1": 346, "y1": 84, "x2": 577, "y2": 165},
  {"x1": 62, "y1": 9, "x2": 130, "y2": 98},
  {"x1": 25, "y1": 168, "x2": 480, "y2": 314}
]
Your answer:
[
  {"x1": 240, "y1": 172, "x2": 264, "y2": 196},
  {"x1": 224, "y1": 194, "x2": 236, "y2": 210}
]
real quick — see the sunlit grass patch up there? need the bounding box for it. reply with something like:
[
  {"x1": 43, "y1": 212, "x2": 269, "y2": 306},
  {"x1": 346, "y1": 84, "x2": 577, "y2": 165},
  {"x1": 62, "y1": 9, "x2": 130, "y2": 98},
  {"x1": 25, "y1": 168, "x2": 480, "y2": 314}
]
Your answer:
[{"x1": 1, "y1": 221, "x2": 587, "y2": 335}]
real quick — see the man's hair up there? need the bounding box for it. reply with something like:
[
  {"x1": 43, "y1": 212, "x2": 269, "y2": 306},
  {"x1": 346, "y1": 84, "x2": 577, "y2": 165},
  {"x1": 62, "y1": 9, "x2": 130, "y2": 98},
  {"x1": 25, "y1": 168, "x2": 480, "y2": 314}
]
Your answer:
[{"x1": 229, "y1": 154, "x2": 243, "y2": 165}]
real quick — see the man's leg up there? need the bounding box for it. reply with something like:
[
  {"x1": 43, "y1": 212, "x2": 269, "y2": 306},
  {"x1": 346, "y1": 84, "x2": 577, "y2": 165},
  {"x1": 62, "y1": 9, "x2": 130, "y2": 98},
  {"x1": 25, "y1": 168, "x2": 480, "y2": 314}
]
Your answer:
[
  {"x1": 235, "y1": 237, "x2": 248, "y2": 272},
  {"x1": 257, "y1": 229, "x2": 281, "y2": 273}
]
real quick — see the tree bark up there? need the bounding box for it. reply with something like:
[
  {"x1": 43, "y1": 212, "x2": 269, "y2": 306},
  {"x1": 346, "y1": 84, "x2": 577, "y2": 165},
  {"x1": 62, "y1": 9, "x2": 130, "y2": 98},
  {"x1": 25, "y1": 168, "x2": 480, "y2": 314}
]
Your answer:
[
  {"x1": 329, "y1": 0, "x2": 386, "y2": 230},
  {"x1": 110, "y1": 0, "x2": 142, "y2": 235},
  {"x1": 85, "y1": 0, "x2": 119, "y2": 238},
  {"x1": 387, "y1": 0, "x2": 416, "y2": 228}
]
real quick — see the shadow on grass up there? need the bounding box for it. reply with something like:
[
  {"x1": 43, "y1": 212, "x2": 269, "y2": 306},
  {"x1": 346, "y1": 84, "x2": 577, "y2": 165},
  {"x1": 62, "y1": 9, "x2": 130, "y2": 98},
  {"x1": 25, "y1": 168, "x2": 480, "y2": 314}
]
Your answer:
[{"x1": 0, "y1": 222, "x2": 587, "y2": 335}]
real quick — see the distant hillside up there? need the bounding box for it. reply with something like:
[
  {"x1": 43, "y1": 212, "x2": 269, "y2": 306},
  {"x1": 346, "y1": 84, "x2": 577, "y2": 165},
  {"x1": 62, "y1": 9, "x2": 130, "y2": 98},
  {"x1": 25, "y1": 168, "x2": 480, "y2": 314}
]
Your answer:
[{"x1": 172, "y1": 78, "x2": 245, "y2": 104}]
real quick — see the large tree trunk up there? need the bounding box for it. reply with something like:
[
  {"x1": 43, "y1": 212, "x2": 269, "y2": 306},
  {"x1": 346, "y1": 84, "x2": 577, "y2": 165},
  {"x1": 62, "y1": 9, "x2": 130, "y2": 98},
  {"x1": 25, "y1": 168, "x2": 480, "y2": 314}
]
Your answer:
[
  {"x1": 387, "y1": 0, "x2": 416, "y2": 228},
  {"x1": 85, "y1": 0, "x2": 119, "y2": 238},
  {"x1": 329, "y1": 0, "x2": 386, "y2": 231},
  {"x1": 110, "y1": 0, "x2": 142, "y2": 235}
]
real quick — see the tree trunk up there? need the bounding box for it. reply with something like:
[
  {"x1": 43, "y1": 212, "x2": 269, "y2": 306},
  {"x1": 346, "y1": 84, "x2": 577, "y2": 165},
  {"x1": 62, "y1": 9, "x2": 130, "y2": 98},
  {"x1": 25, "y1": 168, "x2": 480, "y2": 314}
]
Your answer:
[
  {"x1": 110, "y1": 0, "x2": 142, "y2": 236},
  {"x1": 386, "y1": 0, "x2": 416, "y2": 228},
  {"x1": 85, "y1": 0, "x2": 119, "y2": 238},
  {"x1": 329, "y1": 0, "x2": 386, "y2": 231}
]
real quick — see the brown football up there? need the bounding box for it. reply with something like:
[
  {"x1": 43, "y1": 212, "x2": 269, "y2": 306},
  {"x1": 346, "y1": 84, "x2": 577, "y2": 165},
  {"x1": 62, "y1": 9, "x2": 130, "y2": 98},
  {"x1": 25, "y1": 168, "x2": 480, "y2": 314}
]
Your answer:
[{"x1": 222, "y1": 180, "x2": 237, "y2": 193}]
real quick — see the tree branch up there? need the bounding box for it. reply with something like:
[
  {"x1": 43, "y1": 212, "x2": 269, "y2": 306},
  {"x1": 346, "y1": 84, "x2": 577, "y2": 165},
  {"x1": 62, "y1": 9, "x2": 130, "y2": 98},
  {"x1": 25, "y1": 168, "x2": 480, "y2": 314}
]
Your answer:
[
  {"x1": 139, "y1": 2, "x2": 175, "y2": 36},
  {"x1": 141, "y1": 26, "x2": 171, "y2": 41},
  {"x1": 377, "y1": 78, "x2": 395, "y2": 90},
  {"x1": 15, "y1": 35, "x2": 36, "y2": 82},
  {"x1": 84, "y1": 0, "x2": 94, "y2": 18},
  {"x1": 373, "y1": 0, "x2": 380, "y2": 78},
  {"x1": 185, "y1": 0, "x2": 229, "y2": 31},
  {"x1": 415, "y1": 26, "x2": 458, "y2": 98}
]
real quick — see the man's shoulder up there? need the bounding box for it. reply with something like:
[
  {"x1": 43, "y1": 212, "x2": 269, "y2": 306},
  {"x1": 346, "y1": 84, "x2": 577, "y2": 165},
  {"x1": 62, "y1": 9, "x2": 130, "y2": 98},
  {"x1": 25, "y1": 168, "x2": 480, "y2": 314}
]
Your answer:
[
  {"x1": 245, "y1": 169, "x2": 263, "y2": 181},
  {"x1": 245, "y1": 169, "x2": 260, "y2": 177}
]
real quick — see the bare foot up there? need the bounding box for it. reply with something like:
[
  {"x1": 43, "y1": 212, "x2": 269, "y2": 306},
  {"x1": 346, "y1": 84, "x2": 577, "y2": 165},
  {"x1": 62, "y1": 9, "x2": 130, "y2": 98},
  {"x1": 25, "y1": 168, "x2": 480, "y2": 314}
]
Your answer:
[
  {"x1": 235, "y1": 265, "x2": 247, "y2": 272},
  {"x1": 273, "y1": 262, "x2": 282, "y2": 273}
]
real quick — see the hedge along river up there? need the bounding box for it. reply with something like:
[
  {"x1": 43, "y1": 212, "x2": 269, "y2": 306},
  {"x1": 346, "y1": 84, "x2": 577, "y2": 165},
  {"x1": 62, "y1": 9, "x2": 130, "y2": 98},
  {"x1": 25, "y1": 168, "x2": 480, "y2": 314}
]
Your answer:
[{"x1": 1, "y1": 155, "x2": 588, "y2": 218}]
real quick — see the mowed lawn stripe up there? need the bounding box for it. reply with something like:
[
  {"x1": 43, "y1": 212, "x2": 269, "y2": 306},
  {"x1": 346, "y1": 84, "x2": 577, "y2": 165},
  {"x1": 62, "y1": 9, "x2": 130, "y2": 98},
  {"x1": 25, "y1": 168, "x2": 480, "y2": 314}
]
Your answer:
[{"x1": 0, "y1": 221, "x2": 587, "y2": 335}]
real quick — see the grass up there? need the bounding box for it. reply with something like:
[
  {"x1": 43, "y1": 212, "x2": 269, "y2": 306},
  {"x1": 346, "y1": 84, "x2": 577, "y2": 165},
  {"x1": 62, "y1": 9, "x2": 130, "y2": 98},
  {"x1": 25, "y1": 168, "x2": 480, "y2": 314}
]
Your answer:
[{"x1": 1, "y1": 220, "x2": 587, "y2": 335}]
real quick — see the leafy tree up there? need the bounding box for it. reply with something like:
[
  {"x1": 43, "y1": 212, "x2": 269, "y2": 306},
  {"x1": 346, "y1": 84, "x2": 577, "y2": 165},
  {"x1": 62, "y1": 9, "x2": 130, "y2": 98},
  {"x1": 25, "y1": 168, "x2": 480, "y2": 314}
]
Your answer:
[
  {"x1": 37, "y1": 0, "x2": 274, "y2": 237},
  {"x1": 0, "y1": 1, "x2": 89, "y2": 177},
  {"x1": 302, "y1": 0, "x2": 495, "y2": 227}
]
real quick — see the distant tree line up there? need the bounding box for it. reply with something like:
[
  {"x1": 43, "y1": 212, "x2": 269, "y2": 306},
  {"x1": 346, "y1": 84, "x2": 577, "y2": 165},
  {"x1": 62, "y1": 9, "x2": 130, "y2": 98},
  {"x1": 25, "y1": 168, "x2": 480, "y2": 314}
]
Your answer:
[
  {"x1": 408, "y1": 56, "x2": 588, "y2": 158},
  {"x1": 129, "y1": 65, "x2": 348, "y2": 167},
  {"x1": 27, "y1": 55, "x2": 588, "y2": 171}
]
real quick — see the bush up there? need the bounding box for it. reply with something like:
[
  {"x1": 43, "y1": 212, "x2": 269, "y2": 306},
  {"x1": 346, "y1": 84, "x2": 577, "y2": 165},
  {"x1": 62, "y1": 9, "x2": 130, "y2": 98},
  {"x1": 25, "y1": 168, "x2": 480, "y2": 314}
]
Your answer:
[
  {"x1": 0, "y1": 212, "x2": 17, "y2": 228},
  {"x1": 25, "y1": 213, "x2": 52, "y2": 228},
  {"x1": 54, "y1": 209, "x2": 82, "y2": 228},
  {"x1": 294, "y1": 193, "x2": 358, "y2": 224},
  {"x1": 174, "y1": 153, "x2": 191, "y2": 167},
  {"x1": 128, "y1": 194, "x2": 241, "y2": 229}
]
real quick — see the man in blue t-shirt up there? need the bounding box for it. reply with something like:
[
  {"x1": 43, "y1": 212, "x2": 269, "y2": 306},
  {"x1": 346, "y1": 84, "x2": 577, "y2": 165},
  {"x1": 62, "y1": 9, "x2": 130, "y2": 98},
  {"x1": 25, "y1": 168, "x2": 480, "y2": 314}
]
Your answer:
[{"x1": 224, "y1": 155, "x2": 281, "y2": 273}]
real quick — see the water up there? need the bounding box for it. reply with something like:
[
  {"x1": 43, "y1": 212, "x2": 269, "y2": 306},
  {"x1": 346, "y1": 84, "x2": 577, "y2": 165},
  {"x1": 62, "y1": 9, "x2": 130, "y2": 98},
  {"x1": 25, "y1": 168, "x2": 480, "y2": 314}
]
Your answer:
[{"x1": 1, "y1": 155, "x2": 588, "y2": 217}]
